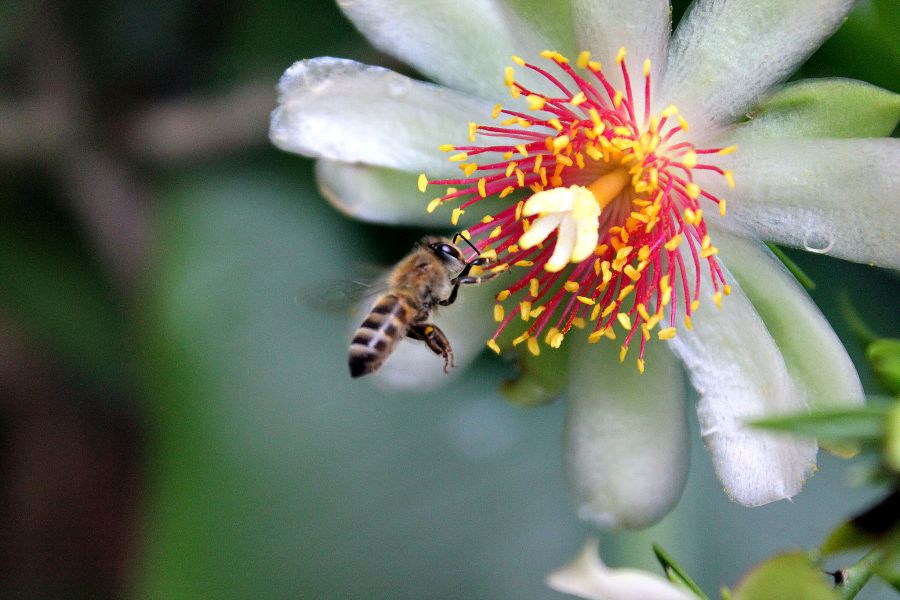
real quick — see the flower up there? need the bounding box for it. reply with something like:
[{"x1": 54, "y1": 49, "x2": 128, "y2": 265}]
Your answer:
[
  {"x1": 270, "y1": 0, "x2": 900, "y2": 527},
  {"x1": 546, "y1": 538, "x2": 694, "y2": 600}
]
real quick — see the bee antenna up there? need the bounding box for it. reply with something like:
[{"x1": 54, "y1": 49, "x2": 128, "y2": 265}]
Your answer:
[{"x1": 452, "y1": 232, "x2": 481, "y2": 262}]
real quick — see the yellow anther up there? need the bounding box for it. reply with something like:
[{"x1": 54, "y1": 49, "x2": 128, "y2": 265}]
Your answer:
[
  {"x1": 637, "y1": 304, "x2": 651, "y2": 322},
  {"x1": 576, "y1": 296, "x2": 595, "y2": 306},
  {"x1": 478, "y1": 178, "x2": 487, "y2": 198},
  {"x1": 724, "y1": 170, "x2": 735, "y2": 189},
  {"x1": 570, "y1": 92, "x2": 587, "y2": 106},
  {"x1": 426, "y1": 198, "x2": 442, "y2": 213},
  {"x1": 701, "y1": 246, "x2": 719, "y2": 258},
  {"x1": 684, "y1": 208, "x2": 697, "y2": 225},
  {"x1": 684, "y1": 315, "x2": 693, "y2": 330},
  {"x1": 618, "y1": 345, "x2": 628, "y2": 363},
  {"x1": 662, "y1": 105, "x2": 679, "y2": 118},
  {"x1": 714, "y1": 291, "x2": 723, "y2": 309},
  {"x1": 723, "y1": 284, "x2": 732, "y2": 296},
  {"x1": 616, "y1": 47, "x2": 627, "y2": 64},
  {"x1": 690, "y1": 300, "x2": 700, "y2": 312},
  {"x1": 496, "y1": 289, "x2": 511, "y2": 301},
  {"x1": 624, "y1": 265, "x2": 641, "y2": 281},
  {"x1": 516, "y1": 168, "x2": 525, "y2": 187},
  {"x1": 519, "y1": 301, "x2": 532, "y2": 320},
  {"x1": 532, "y1": 154, "x2": 543, "y2": 174},
  {"x1": 637, "y1": 358, "x2": 645, "y2": 374},
  {"x1": 482, "y1": 215, "x2": 494, "y2": 224},
  {"x1": 462, "y1": 163, "x2": 478, "y2": 177},
  {"x1": 642, "y1": 58, "x2": 651, "y2": 77},
  {"x1": 576, "y1": 50, "x2": 591, "y2": 68},
  {"x1": 526, "y1": 95, "x2": 546, "y2": 111},
  {"x1": 572, "y1": 317, "x2": 586, "y2": 329},
  {"x1": 515, "y1": 144, "x2": 529, "y2": 157},
  {"x1": 590, "y1": 303, "x2": 602, "y2": 321},
  {"x1": 552, "y1": 135, "x2": 571, "y2": 153},
  {"x1": 487, "y1": 339, "x2": 501, "y2": 355},
  {"x1": 587, "y1": 60, "x2": 602, "y2": 72},
  {"x1": 439, "y1": 144, "x2": 454, "y2": 152},
  {"x1": 718, "y1": 145, "x2": 737, "y2": 155},
  {"x1": 719, "y1": 199, "x2": 727, "y2": 216},
  {"x1": 417, "y1": 174, "x2": 429, "y2": 193},
  {"x1": 550, "y1": 331, "x2": 565, "y2": 348},
  {"x1": 451, "y1": 208, "x2": 465, "y2": 226},
  {"x1": 682, "y1": 150, "x2": 697, "y2": 169},
  {"x1": 499, "y1": 186, "x2": 516, "y2": 198},
  {"x1": 515, "y1": 201, "x2": 524, "y2": 220},
  {"x1": 514, "y1": 260, "x2": 534, "y2": 267},
  {"x1": 504, "y1": 66, "x2": 516, "y2": 86},
  {"x1": 613, "y1": 91, "x2": 624, "y2": 108},
  {"x1": 512, "y1": 331, "x2": 530, "y2": 346},
  {"x1": 685, "y1": 183, "x2": 701, "y2": 199},
  {"x1": 616, "y1": 312, "x2": 632, "y2": 331},
  {"x1": 449, "y1": 152, "x2": 468, "y2": 162},
  {"x1": 527, "y1": 337, "x2": 540, "y2": 356},
  {"x1": 529, "y1": 278, "x2": 539, "y2": 297},
  {"x1": 511, "y1": 55, "x2": 525, "y2": 66},
  {"x1": 492, "y1": 103, "x2": 502, "y2": 119},
  {"x1": 617, "y1": 284, "x2": 635, "y2": 301},
  {"x1": 564, "y1": 280, "x2": 580, "y2": 292},
  {"x1": 468, "y1": 122, "x2": 477, "y2": 142},
  {"x1": 529, "y1": 305, "x2": 546, "y2": 318},
  {"x1": 588, "y1": 330, "x2": 604, "y2": 343},
  {"x1": 493, "y1": 304, "x2": 505, "y2": 322},
  {"x1": 548, "y1": 118, "x2": 564, "y2": 132},
  {"x1": 678, "y1": 115, "x2": 689, "y2": 131},
  {"x1": 658, "y1": 327, "x2": 677, "y2": 340}
]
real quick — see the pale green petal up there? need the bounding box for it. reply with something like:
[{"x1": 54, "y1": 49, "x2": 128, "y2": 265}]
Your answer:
[
  {"x1": 315, "y1": 159, "x2": 506, "y2": 228},
  {"x1": 670, "y1": 258, "x2": 817, "y2": 506},
  {"x1": 702, "y1": 138, "x2": 900, "y2": 269},
  {"x1": 733, "y1": 79, "x2": 900, "y2": 140},
  {"x1": 662, "y1": 0, "x2": 853, "y2": 139},
  {"x1": 713, "y1": 228, "x2": 864, "y2": 415},
  {"x1": 352, "y1": 279, "x2": 499, "y2": 391},
  {"x1": 565, "y1": 336, "x2": 690, "y2": 529},
  {"x1": 572, "y1": 0, "x2": 670, "y2": 91},
  {"x1": 546, "y1": 538, "x2": 695, "y2": 600},
  {"x1": 338, "y1": 0, "x2": 565, "y2": 99},
  {"x1": 270, "y1": 58, "x2": 494, "y2": 177}
]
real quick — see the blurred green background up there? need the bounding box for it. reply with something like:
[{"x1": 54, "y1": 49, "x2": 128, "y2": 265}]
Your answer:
[{"x1": 0, "y1": 1, "x2": 897, "y2": 598}]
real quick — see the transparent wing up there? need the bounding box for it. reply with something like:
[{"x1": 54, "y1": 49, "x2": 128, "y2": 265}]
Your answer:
[{"x1": 295, "y1": 273, "x2": 387, "y2": 314}]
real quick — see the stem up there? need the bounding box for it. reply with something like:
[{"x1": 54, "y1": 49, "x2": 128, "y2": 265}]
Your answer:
[{"x1": 839, "y1": 545, "x2": 882, "y2": 599}]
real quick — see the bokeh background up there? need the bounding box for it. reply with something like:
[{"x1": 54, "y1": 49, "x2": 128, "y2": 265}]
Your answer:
[{"x1": 1, "y1": 1, "x2": 898, "y2": 598}]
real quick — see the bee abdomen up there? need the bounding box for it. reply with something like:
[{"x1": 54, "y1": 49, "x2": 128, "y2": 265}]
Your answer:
[{"x1": 348, "y1": 294, "x2": 411, "y2": 378}]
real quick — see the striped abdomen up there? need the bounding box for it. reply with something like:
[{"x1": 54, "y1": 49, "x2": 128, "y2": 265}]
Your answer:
[{"x1": 349, "y1": 294, "x2": 415, "y2": 378}]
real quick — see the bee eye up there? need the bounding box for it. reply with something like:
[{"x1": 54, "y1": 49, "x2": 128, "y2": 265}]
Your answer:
[{"x1": 439, "y1": 244, "x2": 455, "y2": 256}]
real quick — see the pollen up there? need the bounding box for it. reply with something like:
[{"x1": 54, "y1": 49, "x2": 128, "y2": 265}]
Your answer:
[
  {"x1": 487, "y1": 339, "x2": 501, "y2": 355},
  {"x1": 426, "y1": 48, "x2": 734, "y2": 366}
]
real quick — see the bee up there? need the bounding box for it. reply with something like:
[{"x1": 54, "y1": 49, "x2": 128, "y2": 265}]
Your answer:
[{"x1": 349, "y1": 235, "x2": 495, "y2": 378}]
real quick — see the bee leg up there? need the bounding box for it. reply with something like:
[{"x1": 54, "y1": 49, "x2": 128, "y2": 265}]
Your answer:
[
  {"x1": 440, "y1": 258, "x2": 497, "y2": 307},
  {"x1": 408, "y1": 323, "x2": 455, "y2": 373}
]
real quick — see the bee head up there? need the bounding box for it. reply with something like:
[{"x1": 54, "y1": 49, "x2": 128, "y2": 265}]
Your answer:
[{"x1": 423, "y1": 236, "x2": 464, "y2": 265}]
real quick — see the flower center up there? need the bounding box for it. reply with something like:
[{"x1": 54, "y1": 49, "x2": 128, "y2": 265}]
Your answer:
[{"x1": 419, "y1": 49, "x2": 735, "y2": 372}]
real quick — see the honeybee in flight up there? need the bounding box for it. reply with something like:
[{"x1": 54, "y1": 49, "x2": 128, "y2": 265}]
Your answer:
[{"x1": 349, "y1": 234, "x2": 495, "y2": 378}]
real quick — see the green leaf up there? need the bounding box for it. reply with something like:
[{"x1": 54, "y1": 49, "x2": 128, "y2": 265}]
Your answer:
[
  {"x1": 867, "y1": 339, "x2": 900, "y2": 396},
  {"x1": 732, "y1": 553, "x2": 838, "y2": 600},
  {"x1": 735, "y1": 79, "x2": 900, "y2": 140},
  {"x1": 500, "y1": 343, "x2": 568, "y2": 406},
  {"x1": 887, "y1": 404, "x2": 900, "y2": 473},
  {"x1": 750, "y1": 407, "x2": 888, "y2": 446},
  {"x1": 821, "y1": 522, "x2": 875, "y2": 556},
  {"x1": 652, "y1": 543, "x2": 710, "y2": 600}
]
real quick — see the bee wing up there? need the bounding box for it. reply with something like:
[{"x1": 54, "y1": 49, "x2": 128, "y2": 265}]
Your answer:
[{"x1": 295, "y1": 273, "x2": 388, "y2": 314}]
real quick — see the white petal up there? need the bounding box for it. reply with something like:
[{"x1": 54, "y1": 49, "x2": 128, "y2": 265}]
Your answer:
[
  {"x1": 546, "y1": 538, "x2": 695, "y2": 600},
  {"x1": 662, "y1": 0, "x2": 853, "y2": 139},
  {"x1": 712, "y1": 228, "x2": 864, "y2": 416},
  {"x1": 351, "y1": 277, "x2": 499, "y2": 391},
  {"x1": 565, "y1": 337, "x2": 690, "y2": 529},
  {"x1": 270, "y1": 58, "x2": 495, "y2": 177},
  {"x1": 338, "y1": 0, "x2": 564, "y2": 99},
  {"x1": 669, "y1": 260, "x2": 817, "y2": 506},
  {"x1": 520, "y1": 212, "x2": 565, "y2": 250},
  {"x1": 315, "y1": 159, "x2": 506, "y2": 227},
  {"x1": 572, "y1": 0, "x2": 670, "y2": 90},
  {"x1": 547, "y1": 215, "x2": 577, "y2": 271},
  {"x1": 700, "y1": 138, "x2": 900, "y2": 269}
]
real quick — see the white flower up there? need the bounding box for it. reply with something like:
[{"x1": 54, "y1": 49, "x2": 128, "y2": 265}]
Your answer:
[
  {"x1": 270, "y1": 0, "x2": 899, "y2": 527},
  {"x1": 546, "y1": 538, "x2": 695, "y2": 600}
]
